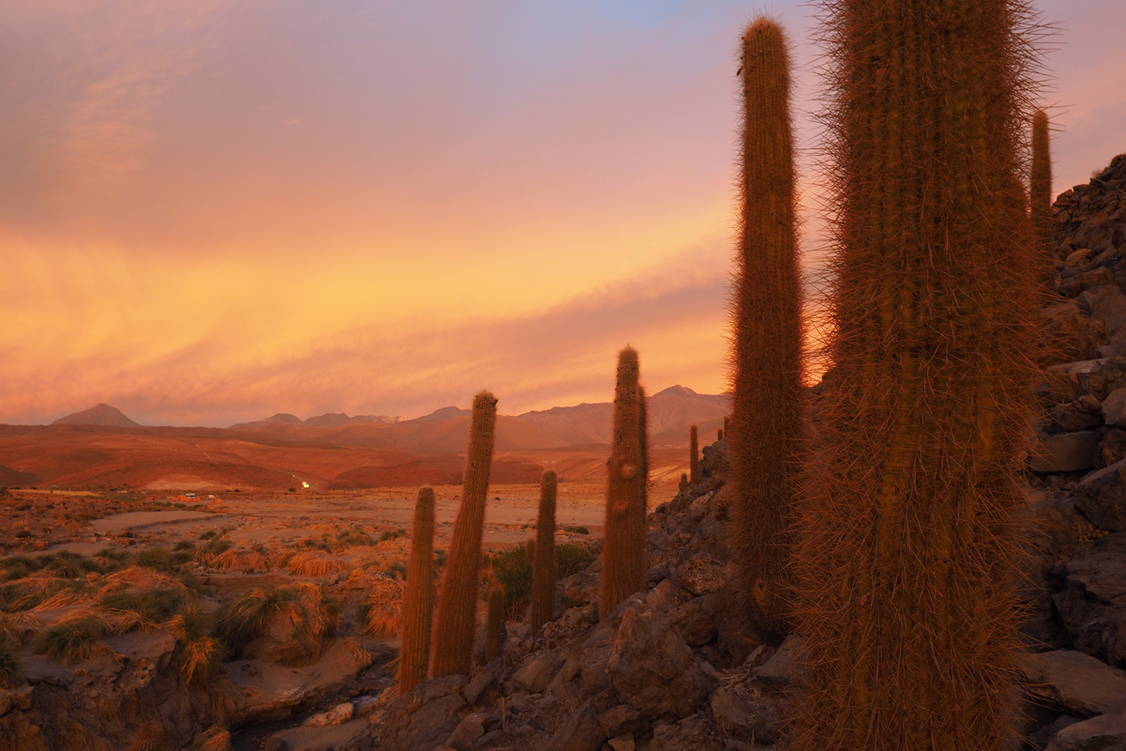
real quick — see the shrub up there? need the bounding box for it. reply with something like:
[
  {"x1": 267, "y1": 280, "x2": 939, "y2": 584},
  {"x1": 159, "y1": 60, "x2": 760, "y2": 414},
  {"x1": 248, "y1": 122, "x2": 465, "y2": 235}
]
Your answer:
[
  {"x1": 36, "y1": 616, "x2": 106, "y2": 664},
  {"x1": 378, "y1": 528, "x2": 407, "y2": 543},
  {"x1": 287, "y1": 551, "x2": 347, "y2": 578},
  {"x1": 360, "y1": 577, "x2": 404, "y2": 638},
  {"x1": 488, "y1": 545, "x2": 533, "y2": 619},
  {"x1": 562, "y1": 526, "x2": 590, "y2": 536},
  {"x1": 213, "y1": 585, "x2": 330, "y2": 661},
  {"x1": 555, "y1": 543, "x2": 595, "y2": 579},
  {"x1": 384, "y1": 561, "x2": 407, "y2": 580}
]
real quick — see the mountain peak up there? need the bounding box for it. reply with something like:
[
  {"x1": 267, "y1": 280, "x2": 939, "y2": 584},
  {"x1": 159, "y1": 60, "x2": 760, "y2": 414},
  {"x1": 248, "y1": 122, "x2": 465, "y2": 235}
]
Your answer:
[
  {"x1": 653, "y1": 385, "x2": 698, "y2": 398},
  {"x1": 53, "y1": 403, "x2": 140, "y2": 428}
]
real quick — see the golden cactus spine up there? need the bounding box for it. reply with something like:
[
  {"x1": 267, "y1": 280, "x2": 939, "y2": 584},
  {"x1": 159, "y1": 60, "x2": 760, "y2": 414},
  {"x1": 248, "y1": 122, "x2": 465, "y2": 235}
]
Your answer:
[
  {"x1": 483, "y1": 588, "x2": 504, "y2": 663},
  {"x1": 599, "y1": 347, "x2": 647, "y2": 616},
  {"x1": 430, "y1": 391, "x2": 497, "y2": 676},
  {"x1": 689, "y1": 424, "x2": 700, "y2": 483},
  {"x1": 790, "y1": 1, "x2": 1039, "y2": 749},
  {"x1": 1031, "y1": 109, "x2": 1053, "y2": 260},
  {"x1": 530, "y1": 471, "x2": 558, "y2": 633},
  {"x1": 398, "y1": 487, "x2": 435, "y2": 693},
  {"x1": 731, "y1": 17, "x2": 804, "y2": 643}
]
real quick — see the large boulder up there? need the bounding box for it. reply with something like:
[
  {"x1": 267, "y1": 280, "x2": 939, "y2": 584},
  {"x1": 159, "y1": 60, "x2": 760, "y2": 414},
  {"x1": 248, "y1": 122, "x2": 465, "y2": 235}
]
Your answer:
[
  {"x1": 1030, "y1": 432, "x2": 1102, "y2": 473},
  {"x1": 1053, "y1": 534, "x2": 1126, "y2": 668},
  {"x1": 377, "y1": 675, "x2": 467, "y2": 751},
  {"x1": 607, "y1": 601, "x2": 711, "y2": 719}
]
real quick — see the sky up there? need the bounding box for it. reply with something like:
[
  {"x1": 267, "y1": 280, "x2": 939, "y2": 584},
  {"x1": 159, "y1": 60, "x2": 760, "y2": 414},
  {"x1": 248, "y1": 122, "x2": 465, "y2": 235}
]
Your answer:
[{"x1": 1, "y1": 1, "x2": 1124, "y2": 426}]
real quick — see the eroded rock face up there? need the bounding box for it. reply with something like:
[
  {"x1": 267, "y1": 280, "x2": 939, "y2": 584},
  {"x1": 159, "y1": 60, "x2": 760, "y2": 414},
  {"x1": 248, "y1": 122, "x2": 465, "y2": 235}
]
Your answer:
[
  {"x1": 378, "y1": 675, "x2": 467, "y2": 751},
  {"x1": 1017, "y1": 650, "x2": 1126, "y2": 717},
  {"x1": 1076, "y1": 462, "x2": 1126, "y2": 532},
  {"x1": 1053, "y1": 534, "x2": 1126, "y2": 668}
]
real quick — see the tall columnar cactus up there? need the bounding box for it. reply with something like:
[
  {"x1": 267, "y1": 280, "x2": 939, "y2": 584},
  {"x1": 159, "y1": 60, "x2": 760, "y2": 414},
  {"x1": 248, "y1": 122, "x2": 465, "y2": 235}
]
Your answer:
[
  {"x1": 530, "y1": 471, "x2": 558, "y2": 633},
  {"x1": 431, "y1": 391, "x2": 497, "y2": 677},
  {"x1": 731, "y1": 17, "x2": 804, "y2": 643},
  {"x1": 600, "y1": 347, "x2": 647, "y2": 616},
  {"x1": 689, "y1": 425, "x2": 700, "y2": 484},
  {"x1": 1031, "y1": 109, "x2": 1054, "y2": 260},
  {"x1": 398, "y1": 486, "x2": 435, "y2": 693},
  {"x1": 483, "y1": 587, "x2": 504, "y2": 663},
  {"x1": 791, "y1": 2, "x2": 1039, "y2": 750}
]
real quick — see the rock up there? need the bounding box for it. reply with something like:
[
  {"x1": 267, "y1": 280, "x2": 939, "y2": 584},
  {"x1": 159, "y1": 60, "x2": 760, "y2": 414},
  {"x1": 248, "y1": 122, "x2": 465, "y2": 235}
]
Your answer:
[
  {"x1": 1050, "y1": 359, "x2": 1111, "y2": 377},
  {"x1": 1017, "y1": 650, "x2": 1126, "y2": 716},
  {"x1": 445, "y1": 712, "x2": 486, "y2": 750},
  {"x1": 644, "y1": 715, "x2": 725, "y2": 751},
  {"x1": 512, "y1": 650, "x2": 561, "y2": 694},
  {"x1": 263, "y1": 718, "x2": 371, "y2": 751},
  {"x1": 607, "y1": 602, "x2": 711, "y2": 719},
  {"x1": 1028, "y1": 716, "x2": 1083, "y2": 751},
  {"x1": 1077, "y1": 459, "x2": 1126, "y2": 532},
  {"x1": 1081, "y1": 285, "x2": 1126, "y2": 336},
  {"x1": 709, "y1": 681, "x2": 782, "y2": 744},
  {"x1": 1106, "y1": 389, "x2": 1126, "y2": 427},
  {"x1": 302, "y1": 702, "x2": 354, "y2": 727},
  {"x1": 1030, "y1": 431, "x2": 1102, "y2": 473},
  {"x1": 607, "y1": 736, "x2": 636, "y2": 751},
  {"x1": 1053, "y1": 395, "x2": 1106, "y2": 432},
  {"x1": 1103, "y1": 429, "x2": 1126, "y2": 466},
  {"x1": 541, "y1": 699, "x2": 604, "y2": 751},
  {"x1": 1046, "y1": 710, "x2": 1126, "y2": 751},
  {"x1": 670, "y1": 596, "x2": 718, "y2": 646},
  {"x1": 462, "y1": 662, "x2": 500, "y2": 705},
  {"x1": 670, "y1": 553, "x2": 728, "y2": 597},
  {"x1": 755, "y1": 635, "x2": 804, "y2": 687},
  {"x1": 379, "y1": 675, "x2": 468, "y2": 751},
  {"x1": 598, "y1": 704, "x2": 646, "y2": 738},
  {"x1": 352, "y1": 694, "x2": 381, "y2": 718},
  {"x1": 1053, "y1": 534, "x2": 1126, "y2": 668}
]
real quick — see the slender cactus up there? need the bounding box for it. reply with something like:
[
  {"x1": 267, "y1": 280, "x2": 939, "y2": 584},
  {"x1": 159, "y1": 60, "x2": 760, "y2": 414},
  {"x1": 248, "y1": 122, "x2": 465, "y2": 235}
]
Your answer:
[
  {"x1": 791, "y1": 1, "x2": 1039, "y2": 749},
  {"x1": 398, "y1": 487, "x2": 435, "y2": 693},
  {"x1": 731, "y1": 17, "x2": 804, "y2": 643},
  {"x1": 689, "y1": 425, "x2": 700, "y2": 483},
  {"x1": 483, "y1": 588, "x2": 504, "y2": 663},
  {"x1": 530, "y1": 471, "x2": 558, "y2": 633},
  {"x1": 1031, "y1": 110, "x2": 1054, "y2": 259},
  {"x1": 431, "y1": 391, "x2": 497, "y2": 676},
  {"x1": 600, "y1": 348, "x2": 647, "y2": 616}
]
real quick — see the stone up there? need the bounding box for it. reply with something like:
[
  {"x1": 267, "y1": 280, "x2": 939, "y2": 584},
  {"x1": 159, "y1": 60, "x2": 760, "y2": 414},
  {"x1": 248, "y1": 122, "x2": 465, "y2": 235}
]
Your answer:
[
  {"x1": 1050, "y1": 359, "x2": 1111, "y2": 377},
  {"x1": 1103, "y1": 429, "x2": 1126, "y2": 466},
  {"x1": 512, "y1": 650, "x2": 561, "y2": 694},
  {"x1": 1017, "y1": 650, "x2": 1126, "y2": 716},
  {"x1": 463, "y1": 662, "x2": 500, "y2": 705},
  {"x1": 445, "y1": 712, "x2": 486, "y2": 750},
  {"x1": 1077, "y1": 459, "x2": 1126, "y2": 531},
  {"x1": 379, "y1": 675, "x2": 468, "y2": 751},
  {"x1": 1106, "y1": 389, "x2": 1126, "y2": 427},
  {"x1": 540, "y1": 699, "x2": 604, "y2": 751},
  {"x1": 1053, "y1": 534, "x2": 1126, "y2": 668},
  {"x1": 1054, "y1": 395, "x2": 1106, "y2": 432},
  {"x1": 302, "y1": 702, "x2": 354, "y2": 727},
  {"x1": 607, "y1": 602, "x2": 711, "y2": 719},
  {"x1": 669, "y1": 596, "x2": 717, "y2": 646},
  {"x1": 755, "y1": 635, "x2": 804, "y2": 687},
  {"x1": 607, "y1": 736, "x2": 636, "y2": 751},
  {"x1": 1030, "y1": 431, "x2": 1102, "y2": 473},
  {"x1": 709, "y1": 682, "x2": 782, "y2": 744},
  {"x1": 1046, "y1": 710, "x2": 1126, "y2": 751},
  {"x1": 598, "y1": 704, "x2": 645, "y2": 738},
  {"x1": 1081, "y1": 285, "x2": 1126, "y2": 336},
  {"x1": 670, "y1": 553, "x2": 728, "y2": 597},
  {"x1": 644, "y1": 715, "x2": 725, "y2": 751}
]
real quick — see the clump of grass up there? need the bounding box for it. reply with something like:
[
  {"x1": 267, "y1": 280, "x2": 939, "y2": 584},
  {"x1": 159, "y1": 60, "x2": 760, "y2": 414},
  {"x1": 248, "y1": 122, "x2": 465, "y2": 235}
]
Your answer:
[
  {"x1": 213, "y1": 584, "x2": 331, "y2": 661},
  {"x1": 170, "y1": 604, "x2": 220, "y2": 684},
  {"x1": 288, "y1": 551, "x2": 347, "y2": 578},
  {"x1": 563, "y1": 525, "x2": 590, "y2": 535},
  {"x1": 0, "y1": 636, "x2": 23, "y2": 688},
  {"x1": 173, "y1": 540, "x2": 196, "y2": 552},
  {"x1": 378, "y1": 528, "x2": 407, "y2": 543},
  {"x1": 36, "y1": 615, "x2": 107, "y2": 663},
  {"x1": 99, "y1": 588, "x2": 186, "y2": 623},
  {"x1": 384, "y1": 561, "x2": 407, "y2": 580},
  {"x1": 336, "y1": 527, "x2": 376, "y2": 548},
  {"x1": 209, "y1": 548, "x2": 270, "y2": 572},
  {"x1": 2, "y1": 577, "x2": 90, "y2": 613},
  {"x1": 0, "y1": 612, "x2": 41, "y2": 645},
  {"x1": 359, "y1": 577, "x2": 405, "y2": 638}
]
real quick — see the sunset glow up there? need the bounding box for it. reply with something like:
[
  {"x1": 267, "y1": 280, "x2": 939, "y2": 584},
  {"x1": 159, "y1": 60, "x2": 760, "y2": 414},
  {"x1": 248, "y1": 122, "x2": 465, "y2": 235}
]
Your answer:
[{"x1": 3, "y1": 0, "x2": 1124, "y2": 426}]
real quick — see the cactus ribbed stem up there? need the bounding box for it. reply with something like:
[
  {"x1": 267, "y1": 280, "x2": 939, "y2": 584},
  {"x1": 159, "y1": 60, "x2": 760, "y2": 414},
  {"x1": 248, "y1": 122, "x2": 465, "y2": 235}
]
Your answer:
[
  {"x1": 731, "y1": 17, "x2": 803, "y2": 643},
  {"x1": 398, "y1": 487, "x2": 435, "y2": 694},
  {"x1": 530, "y1": 471, "x2": 558, "y2": 633},
  {"x1": 599, "y1": 348, "x2": 647, "y2": 616},
  {"x1": 790, "y1": 1, "x2": 1039, "y2": 749},
  {"x1": 431, "y1": 391, "x2": 497, "y2": 677}
]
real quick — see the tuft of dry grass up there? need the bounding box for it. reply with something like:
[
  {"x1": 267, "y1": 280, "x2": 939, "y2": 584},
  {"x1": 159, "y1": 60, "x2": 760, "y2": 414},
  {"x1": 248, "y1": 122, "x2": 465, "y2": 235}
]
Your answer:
[
  {"x1": 0, "y1": 636, "x2": 23, "y2": 688},
  {"x1": 213, "y1": 583, "x2": 331, "y2": 662},
  {"x1": 287, "y1": 551, "x2": 348, "y2": 578},
  {"x1": 0, "y1": 612, "x2": 42, "y2": 645},
  {"x1": 360, "y1": 576, "x2": 405, "y2": 638},
  {"x1": 209, "y1": 548, "x2": 271, "y2": 572}
]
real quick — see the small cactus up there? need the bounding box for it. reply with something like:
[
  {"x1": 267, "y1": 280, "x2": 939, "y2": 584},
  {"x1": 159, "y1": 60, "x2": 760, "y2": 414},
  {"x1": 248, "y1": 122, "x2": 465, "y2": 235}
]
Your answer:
[
  {"x1": 483, "y1": 588, "x2": 504, "y2": 663},
  {"x1": 530, "y1": 471, "x2": 558, "y2": 633},
  {"x1": 689, "y1": 425, "x2": 700, "y2": 483},
  {"x1": 1031, "y1": 109, "x2": 1053, "y2": 260},
  {"x1": 431, "y1": 391, "x2": 497, "y2": 677},
  {"x1": 398, "y1": 487, "x2": 435, "y2": 693}
]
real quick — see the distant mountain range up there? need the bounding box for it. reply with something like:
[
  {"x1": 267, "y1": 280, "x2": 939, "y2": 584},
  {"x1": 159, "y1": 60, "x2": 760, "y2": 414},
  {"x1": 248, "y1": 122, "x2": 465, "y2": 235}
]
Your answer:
[
  {"x1": 224, "y1": 385, "x2": 730, "y2": 453},
  {"x1": 52, "y1": 403, "x2": 140, "y2": 428}
]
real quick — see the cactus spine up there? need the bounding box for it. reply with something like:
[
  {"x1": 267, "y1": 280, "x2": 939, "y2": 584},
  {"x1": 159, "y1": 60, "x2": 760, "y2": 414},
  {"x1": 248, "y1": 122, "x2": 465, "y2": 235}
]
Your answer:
[
  {"x1": 688, "y1": 425, "x2": 700, "y2": 483},
  {"x1": 1031, "y1": 109, "x2": 1053, "y2": 259},
  {"x1": 483, "y1": 587, "x2": 504, "y2": 663},
  {"x1": 731, "y1": 17, "x2": 803, "y2": 643},
  {"x1": 790, "y1": 1, "x2": 1038, "y2": 749},
  {"x1": 530, "y1": 471, "x2": 558, "y2": 633},
  {"x1": 600, "y1": 347, "x2": 647, "y2": 616},
  {"x1": 431, "y1": 391, "x2": 497, "y2": 676},
  {"x1": 398, "y1": 487, "x2": 435, "y2": 693}
]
